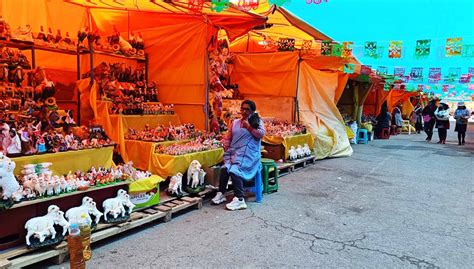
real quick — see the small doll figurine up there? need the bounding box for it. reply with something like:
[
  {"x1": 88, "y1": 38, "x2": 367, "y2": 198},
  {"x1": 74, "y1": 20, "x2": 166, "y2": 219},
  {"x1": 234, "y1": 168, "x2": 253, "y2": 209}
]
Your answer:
[
  {"x1": 55, "y1": 29, "x2": 62, "y2": 44},
  {"x1": 64, "y1": 128, "x2": 74, "y2": 150},
  {"x1": 14, "y1": 66, "x2": 24, "y2": 87},
  {"x1": 46, "y1": 27, "x2": 54, "y2": 43},
  {"x1": 135, "y1": 32, "x2": 144, "y2": 50},
  {"x1": 77, "y1": 26, "x2": 89, "y2": 48},
  {"x1": 20, "y1": 126, "x2": 35, "y2": 155},
  {"x1": 36, "y1": 25, "x2": 47, "y2": 41},
  {"x1": 63, "y1": 32, "x2": 72, "y2": 45},
  {"x1": 35, "y1": 131, "x2": 46, "y2": 153},
  {"x1": 0, "y1": 63, "x2": 8, "y2": 83}
]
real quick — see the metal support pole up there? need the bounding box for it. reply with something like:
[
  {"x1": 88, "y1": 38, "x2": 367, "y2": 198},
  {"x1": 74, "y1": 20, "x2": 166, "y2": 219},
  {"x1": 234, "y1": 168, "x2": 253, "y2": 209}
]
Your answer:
[
  {"x1": 77, "y1": 52, "x2": 81, "y2": 125},
  {"x1": 294, "y1": 53, "x2": 302, "y2": 123}
]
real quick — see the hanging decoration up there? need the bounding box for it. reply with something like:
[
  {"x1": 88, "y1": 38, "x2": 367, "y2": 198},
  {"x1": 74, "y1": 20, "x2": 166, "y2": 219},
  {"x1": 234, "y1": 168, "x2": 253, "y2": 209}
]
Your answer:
[
  {"x1": 321, "y1": 40, "x2": 332, "y2": 56},
  {"x1": 469, "y1": 84, "x2": 474, "y2": 91},
  {"x1": 344, "y1": 63, "x2": 355, "y2": 74},
  {"x1": 469, "y1": 67, "x2": 474, "y2": 75},
  {"x1": 277, "y1": 38, "x2": 295, "y2": 51},
  {"x1": 211, "y1": 0, "x2": 230, "y2": 12},
  {"x1": 383, "y1": 83, "x2": 391, "y2": 91},
  {"x1": 388, "y1": 41, "x2": 403, "y2": 58},
  {"x1": 446, "y1": 37, "x2": 462, "y2": 57},
  {"x1": 410, "y1": 67, "x2": 423, "y2": 83},
  {"x1": 237, "y1": 0, "x2": 259, "y2": 11},
  {"x1": 269, "y1": 0, "x2": 288, "y2": 6},
  {"x1": 301, "y1": 40, "x2": 313, "y2": 50},
  {"x1": 393, "y1": 67, "x2": 405, "y2": 76},
  {"x1": 441, "y1": 85, "x2": 449, "y2": 93},
  {"x1": 376, "y1": 66, "x2": 388, "y2": 76},
  {"x1": 188, "y1": 0, "x2": 204, "y2": 13},
  {"x1": 342, "y1": 42, "x2": 353, "y2": 58},
  {"x1": 462, "y1": 44, "x2": 474, "y2": 57},
  {"x1": 444, "y1": 68, "x2": 461, "y2": 82},
  {"x1": 331, "y1": 44, "x2": 343, "y2": 57},
  {"x1": 361, "y1": 65, "x2": 372, "y2": 75},
  {"x1": 364, "y1": 41, "x2": 377, "y2": 58},
  {"x1": 428, "y1": 68, "x2": 442, "y2": 83},
  {"x1": 415, "y1": 39, "x2": 431, "y2": 57},
  {"x1": 459, "y1": 73, "x2": 471, "y2": 83}
]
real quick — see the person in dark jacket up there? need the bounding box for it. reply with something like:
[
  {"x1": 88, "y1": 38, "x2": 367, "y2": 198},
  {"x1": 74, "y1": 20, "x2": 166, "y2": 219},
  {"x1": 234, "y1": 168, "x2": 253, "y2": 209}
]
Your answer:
[
  {"x1": 413, "y1": 102, "x2": 423, "y2": 134},
  {"x1": 374, "y1": 102, "x2": 391, "y2": 138},
  {"x1": 422, "y1": 98, "x2": 438, "y2": 142},
  {"x1": 434, "y1": 102, "x2": 450, "y2": 144},
  {"x1": 454, "y1": 101, "x2": 470, "y2": 145}
]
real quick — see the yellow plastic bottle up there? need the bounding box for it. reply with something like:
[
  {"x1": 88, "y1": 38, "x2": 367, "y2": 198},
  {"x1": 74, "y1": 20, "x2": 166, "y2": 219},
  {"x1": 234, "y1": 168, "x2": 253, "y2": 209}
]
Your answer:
[
  {"x1": 79, "y1": 214, "x2": 92, "y2": 261},
  {"x1": 68, "y1": 223, "x2": 85, "y2": 269}
]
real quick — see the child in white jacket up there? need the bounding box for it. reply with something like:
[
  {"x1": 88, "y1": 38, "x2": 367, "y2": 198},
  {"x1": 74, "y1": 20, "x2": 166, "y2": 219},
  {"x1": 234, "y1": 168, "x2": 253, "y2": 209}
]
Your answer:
[{"x1": 434, "y1": 103, "x2": 450, "y2": 144}]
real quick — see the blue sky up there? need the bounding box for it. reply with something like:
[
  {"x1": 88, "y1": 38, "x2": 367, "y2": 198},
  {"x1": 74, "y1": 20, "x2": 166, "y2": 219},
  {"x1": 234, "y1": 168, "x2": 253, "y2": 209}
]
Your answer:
[{"x1": 285, "y1": 0, "x2": 474, "y2": 97}]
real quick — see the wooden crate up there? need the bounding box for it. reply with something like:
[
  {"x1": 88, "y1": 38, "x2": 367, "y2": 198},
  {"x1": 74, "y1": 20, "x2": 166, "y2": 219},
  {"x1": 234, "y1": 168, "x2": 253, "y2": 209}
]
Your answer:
[{"x1": 262, "y1": 143, "x2": 286, "y2": 161}]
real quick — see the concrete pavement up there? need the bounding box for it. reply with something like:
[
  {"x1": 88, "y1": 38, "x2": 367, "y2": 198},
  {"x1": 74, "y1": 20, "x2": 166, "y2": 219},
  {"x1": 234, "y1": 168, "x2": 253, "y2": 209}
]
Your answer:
[{"x1": 43, "y1": 127, "x2": 473, "y2": 269}]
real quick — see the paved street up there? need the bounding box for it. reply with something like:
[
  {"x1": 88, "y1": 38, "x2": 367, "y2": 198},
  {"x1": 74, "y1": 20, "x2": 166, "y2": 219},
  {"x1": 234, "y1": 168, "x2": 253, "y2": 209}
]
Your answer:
[{"x1": 45, "y1": 127, "x2": 473, "y2": 269}]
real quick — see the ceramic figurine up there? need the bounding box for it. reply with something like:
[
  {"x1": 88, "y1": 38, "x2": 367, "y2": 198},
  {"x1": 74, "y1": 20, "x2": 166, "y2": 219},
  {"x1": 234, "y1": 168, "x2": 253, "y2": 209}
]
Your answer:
[
  {"x1": 303, "y1": 144, "x2": 311, "y2": 157},
  {"x1": 296, "y1": 145, "x2": 304, "y2": 159},
  {"x1": 12, "y1": 25, "x2": 34, "y2": 42},
  {"x1": 46, "y1": 27, "x2": 54, "y2": 43},
  {"x1": 36, "y1": 26, "x2": 47, "y2": 41},
  {"x1": 24, "y1": 205, "x2": 68, "y2": 247},
  {"x1": 288, "y1": 146, "x2": 298, "y2": 161},
  {"x1": 186, "y1": 160, "x2": 202, "y2": 187},
  {"x1": 102, "y1": 189, "x2": 135, "y2": 222},
  {"x1": 168, "y1": 173, "x2": 183, "y2": 196},
  {"x1": 65, "y1": 196, "x2": 103, "y2": 226},
  {"x1": 0, "y1": 153, "x2": 20, "y2": 200}
]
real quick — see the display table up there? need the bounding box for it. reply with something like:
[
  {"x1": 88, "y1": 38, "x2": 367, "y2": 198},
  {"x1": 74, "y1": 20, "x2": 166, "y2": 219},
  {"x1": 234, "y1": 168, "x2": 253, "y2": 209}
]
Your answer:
[
  {"x1": 149, "y1": 148, "x2": 224, "y2": 178},
  {"x1": 124, "y1": 139, "x2": 190, "y2": 171},
  {"x1": 94, "y1": 101, "x2": 181, "y2": 162},
  {"x1": 262, "y1": 133, "x2": 314, "y2": 160},
  {"x1": 12, "y1": 146, "x2": 114, "y2": 176}
]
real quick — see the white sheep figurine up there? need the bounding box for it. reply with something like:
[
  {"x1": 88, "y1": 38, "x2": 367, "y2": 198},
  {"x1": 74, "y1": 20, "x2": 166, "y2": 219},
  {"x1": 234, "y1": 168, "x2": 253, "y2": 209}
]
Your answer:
[
  {"x1": 168, "y1": 173, "x2": 183, "y2": 195},
  {"x1": 303, "y1": 143, "x2": 312, "y2": 157},
  {"x1": 66, "y1": 196, "x2": 103, "y2": 226},
  {"x1": 102, "y1": 189, "x2": 135, "y2": 221},
  {"x1": 296, "y1": 145, "x2": 305, "y2": 159},
  {"x1": 24, "y1": 205, "x2": 68, "y2": 246},
  {"x1": 288, "y1": 146, "x2": 298, "y2": 161}
]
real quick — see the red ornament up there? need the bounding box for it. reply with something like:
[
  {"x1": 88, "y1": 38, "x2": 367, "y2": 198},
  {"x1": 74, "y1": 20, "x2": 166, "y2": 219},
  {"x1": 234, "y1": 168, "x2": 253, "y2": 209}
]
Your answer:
[
  {"x1": 238, "y1": 0, "x2": 259, "y2": 11},
  {"x1": 188, "y1": 0, "x2": 204, "y2": 14}
]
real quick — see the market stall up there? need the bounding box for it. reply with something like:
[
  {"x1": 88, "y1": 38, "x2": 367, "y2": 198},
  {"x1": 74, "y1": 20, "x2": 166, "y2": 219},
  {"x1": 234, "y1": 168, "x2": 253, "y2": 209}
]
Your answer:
[{"x1": 224, "y1": 5, "x2": 356, "y2": 159}]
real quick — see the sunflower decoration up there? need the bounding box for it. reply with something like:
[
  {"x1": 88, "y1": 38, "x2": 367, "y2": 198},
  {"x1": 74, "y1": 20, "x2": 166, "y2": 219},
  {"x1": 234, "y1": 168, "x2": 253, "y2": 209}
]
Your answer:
[{"x1": 45, "y1": 97, "x2": 58, "y2": 110}]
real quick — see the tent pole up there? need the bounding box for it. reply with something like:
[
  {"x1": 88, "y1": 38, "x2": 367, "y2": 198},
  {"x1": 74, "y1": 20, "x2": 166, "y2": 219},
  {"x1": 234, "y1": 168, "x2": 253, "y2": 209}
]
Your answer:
[
  {"x1": 204, "y1": 26, "x2": 210, "y2": 132},
  {"x1": 294, "y1": 52, "x2": 302, "y2": 123}
]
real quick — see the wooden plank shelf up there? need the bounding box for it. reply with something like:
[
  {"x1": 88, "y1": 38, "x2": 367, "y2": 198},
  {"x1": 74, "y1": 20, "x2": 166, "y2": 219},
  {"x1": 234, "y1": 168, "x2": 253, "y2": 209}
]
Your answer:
[{"x1": 0, "y1": 196, "x2": 202, "y2": 268}]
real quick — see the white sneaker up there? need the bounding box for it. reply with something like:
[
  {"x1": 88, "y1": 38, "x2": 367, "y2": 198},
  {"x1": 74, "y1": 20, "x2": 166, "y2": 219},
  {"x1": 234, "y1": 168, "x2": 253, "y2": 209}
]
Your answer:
[
  {"x1": 212, "y1": 192, "x2": 226, "y2": 205},
  {"x1": 225, "y1": 197, "x2": 247, "y2": 211}
]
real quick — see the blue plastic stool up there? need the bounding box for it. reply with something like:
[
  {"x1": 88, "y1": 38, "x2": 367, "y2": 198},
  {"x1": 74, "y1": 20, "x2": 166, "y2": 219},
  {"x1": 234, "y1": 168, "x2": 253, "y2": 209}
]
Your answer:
[
  {"x1": 243, "y1": 164, "x2": 263, "y2": 203},
  {"x1": 357, "y1": 129, "x2": 369, "y2": 144}
]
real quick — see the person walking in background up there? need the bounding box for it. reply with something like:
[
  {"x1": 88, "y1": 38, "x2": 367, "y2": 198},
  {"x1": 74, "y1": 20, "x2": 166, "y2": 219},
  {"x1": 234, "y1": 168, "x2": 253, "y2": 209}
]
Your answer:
[
  {"x1": 413, "y1": 102, "x2": 423, "y2": 134},
  {"x1": 434, "y1": 102, "x2": 450, "y2": 144},
  {"x1": 422, "y1": 98, "x2": 437, "y2": 142},
  {"x1": 454, "y1": 101, "x2": 470, "y2": 146}
]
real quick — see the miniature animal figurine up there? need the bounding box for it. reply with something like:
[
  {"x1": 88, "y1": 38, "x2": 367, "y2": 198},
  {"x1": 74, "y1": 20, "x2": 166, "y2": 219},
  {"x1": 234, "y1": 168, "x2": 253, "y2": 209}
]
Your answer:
[
  {"x1": 24, "y1": 205, "x2": 63, "y2": 246},
  {"x1": 66, "y1": 196, "x2": 103, "y2": 225},
  {"x1": 303, "y1": 143, "x2": 311, "y2": 157},
  {"x1": 186, "y1": 160, "x2": 201, "y2": 187},
  {"x1": 102, "y1": 189, "x2": 129, "y2": 221},
  {"x1": 288, "y1": 146, "x2": 298, "y2": 161},
  {"x1": 296, "y1": 145, "x2": 304, "y2": 159},
  {"x1": 55, "y1": 211, "x2": 70, "y2": 236},
  {"x1": 168, "y1": 172, "x2": 183, "y2": 196},
  {"x1": 0, "y1": 153, "x2": 21, "y2": 200}
]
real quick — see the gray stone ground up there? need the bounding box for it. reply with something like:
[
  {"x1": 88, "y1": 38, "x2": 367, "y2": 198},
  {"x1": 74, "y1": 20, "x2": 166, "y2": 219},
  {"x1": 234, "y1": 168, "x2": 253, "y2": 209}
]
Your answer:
[{"x1": 41, "y1": 126, "x2": 473, "y2": 269}]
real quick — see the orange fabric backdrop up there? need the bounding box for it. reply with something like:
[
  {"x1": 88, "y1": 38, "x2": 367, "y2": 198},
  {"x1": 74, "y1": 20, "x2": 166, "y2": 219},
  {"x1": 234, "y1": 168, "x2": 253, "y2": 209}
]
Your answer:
[{"x1": 231, "y1": 52, "x2": 299, "y2": 97}]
